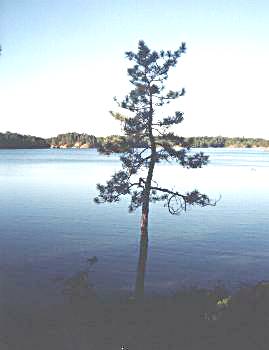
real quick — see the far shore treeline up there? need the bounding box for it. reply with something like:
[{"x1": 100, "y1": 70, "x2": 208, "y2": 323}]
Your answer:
[{"x1": 1, "y1": 131, "x2": 269, "y2": 149}]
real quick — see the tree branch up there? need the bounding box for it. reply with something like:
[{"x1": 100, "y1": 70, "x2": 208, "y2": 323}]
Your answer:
[{"x1": 150, "y1": 186, "x2": 218, "y2": 214}]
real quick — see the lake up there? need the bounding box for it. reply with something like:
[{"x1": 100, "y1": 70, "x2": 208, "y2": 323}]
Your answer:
[{"x1": 1, "y1": 148, "x2": 269, "y2": 307}]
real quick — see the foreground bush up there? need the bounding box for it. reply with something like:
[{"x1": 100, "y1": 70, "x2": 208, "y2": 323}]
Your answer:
[{"x1": 2, "y1": 282, "x2": 269, "y2": 350}]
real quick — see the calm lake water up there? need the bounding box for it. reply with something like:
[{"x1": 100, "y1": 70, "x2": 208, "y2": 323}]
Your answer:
[{"x1": 1, "y1": 148, "x2": 269, "y2": 306}]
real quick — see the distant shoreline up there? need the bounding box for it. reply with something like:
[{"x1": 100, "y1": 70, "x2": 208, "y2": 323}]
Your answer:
[
  {"x1": 1, "y1": 145, "x2": 269, "y2": 150},
  {"x1": 1, "y1": 131, "x2": 269, "y2": 150}
]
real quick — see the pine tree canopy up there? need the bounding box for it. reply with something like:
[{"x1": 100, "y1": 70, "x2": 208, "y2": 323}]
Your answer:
[{"x1": 95, "y1": 40, "x2": 216, "y2": 216}]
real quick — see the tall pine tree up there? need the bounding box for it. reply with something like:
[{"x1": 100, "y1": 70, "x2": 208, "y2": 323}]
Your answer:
[{"x1": 95, "y1": 40, "x2": 214, "y2": 241}]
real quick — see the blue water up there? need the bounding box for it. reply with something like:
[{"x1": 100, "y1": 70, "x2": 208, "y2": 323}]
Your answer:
[{"x1": 0, "y1": 148, "x2": 269, "y2": 305}]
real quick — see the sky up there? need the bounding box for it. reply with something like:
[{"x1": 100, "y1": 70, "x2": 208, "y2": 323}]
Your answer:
[{"x1": 1, "y1": 0, "x2": 269, "y2": 138}]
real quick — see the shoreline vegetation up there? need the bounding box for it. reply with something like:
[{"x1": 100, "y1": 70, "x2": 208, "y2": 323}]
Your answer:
[
  {"x1": 1, "y1": 131, "x2": 269, "y2": 150},
  {"x1": 2, "y1": 281, "x2": 269, "y2": 349}
]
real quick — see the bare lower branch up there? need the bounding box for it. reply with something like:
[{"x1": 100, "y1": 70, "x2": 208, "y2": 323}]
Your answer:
[{"x1": 150, "y1": 185, "x2": 218, "y2": 215}]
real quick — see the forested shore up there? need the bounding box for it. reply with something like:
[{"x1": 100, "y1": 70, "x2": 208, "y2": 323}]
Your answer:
[
  {"x1": 1, "y1": 131, "x2": 269, "y2": 149},
  {"x1": 0, "y1": 132, "x2": 50, "y2": 149}
]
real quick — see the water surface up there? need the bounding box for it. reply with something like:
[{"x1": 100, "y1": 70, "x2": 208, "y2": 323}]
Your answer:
[{"x1": 1, "y1": 148, "x2": 269, "y2": 306}]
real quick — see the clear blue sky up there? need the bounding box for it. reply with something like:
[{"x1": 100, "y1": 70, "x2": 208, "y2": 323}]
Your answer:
[{"x1": 1, "y1": 0, "x2": 269, "y2": 138}]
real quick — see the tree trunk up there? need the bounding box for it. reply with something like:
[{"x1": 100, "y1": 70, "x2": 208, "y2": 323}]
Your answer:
[
  {"x1": 135, "y1": 235, "x2": 148, "y2": 300},
  {"x1": 140, "y1": 90, "x2": 155, "y2": 240},
  {"x1": 140, "y1": 170, "x2": 154, "y2": 239},
  {"x1": 140, "y1": 202, "x2": 149, "y2": 239}
]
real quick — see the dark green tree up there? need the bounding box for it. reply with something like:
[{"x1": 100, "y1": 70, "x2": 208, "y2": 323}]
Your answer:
[{"x1": 95, "y1": 40, "x2": 214, "y2": 241}]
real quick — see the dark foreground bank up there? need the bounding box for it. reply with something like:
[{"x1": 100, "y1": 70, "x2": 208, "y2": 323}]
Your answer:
[{"x1": 1, "y1": 282, "x2": 269, "y2": 350}]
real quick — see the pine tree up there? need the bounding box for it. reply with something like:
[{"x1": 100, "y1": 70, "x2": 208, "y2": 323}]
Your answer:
[{"x1": 95, "y1": 40, "x2": 214, "y2": 241}]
